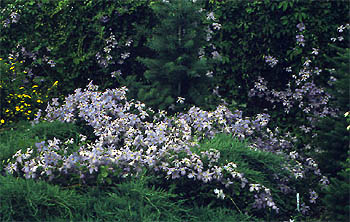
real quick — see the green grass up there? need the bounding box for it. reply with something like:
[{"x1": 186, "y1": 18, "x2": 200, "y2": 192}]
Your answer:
[{"x1": 0, "y1": 173, "x2": 257, "y2": 221}]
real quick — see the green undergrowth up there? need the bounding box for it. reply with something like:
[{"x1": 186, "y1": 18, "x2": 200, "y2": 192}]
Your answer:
[{"x1": 0, "y1": 173, "x2": 257, "y2": 221}]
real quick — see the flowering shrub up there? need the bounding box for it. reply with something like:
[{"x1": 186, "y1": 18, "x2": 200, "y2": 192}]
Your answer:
[
  {"x1": 3, "y1": 81, "x2": 329, "y2": 219},
  {"x1": 248, "y1": 23, "x2": 350, "y2": 157}
]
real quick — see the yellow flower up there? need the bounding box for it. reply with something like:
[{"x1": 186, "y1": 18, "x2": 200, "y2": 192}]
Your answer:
[
  {"x1": 0, "y1": 119, "x2": 4, "y2": 124},
  {"x1": 33, "y1": 90, "x2": 36, "y2": 93},
  {"x1": 19, "y1": 86, "x2": 24, "y2": 89},
  {"x1": 5, "y1": 109, "x2": 9, "y2": 113},
  {"x1": 52, "y1": 81, "x2": 58, "y2": 87},
  {"x1": 9, "y1": 57, "x2": 13, "y2": 60},
  {"x1": 28, "y1": 110, "x2": 32, "y2": 113},
  {"x1": 37, "y1": 99, "x2": 42, "y2": 103},
  {"x1": 10, "y1": 66, "x2": 15, "y2": 70},
  {"x1": 32, "y1": 85, "x2": 38, "y2": 88},
  {"x1": 15, "y1": 106, "x2": 20, "y2": 111},
  {"x1": 0, "y1": 58, "x2": 2, "y2": 61}
]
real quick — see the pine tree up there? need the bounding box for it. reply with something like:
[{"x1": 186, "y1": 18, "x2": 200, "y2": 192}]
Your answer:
[
  {"x1": 315, "y1": 45, "x2": 350, "y2": 177},
  {"x1": 315, "y1": 45, "x2": 350, "y2": 221},
  {"x1": 137, "y1": 0, "x2": 211, "y2": 112}
]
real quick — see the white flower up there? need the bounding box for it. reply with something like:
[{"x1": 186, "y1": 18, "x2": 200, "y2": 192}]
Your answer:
[
  {"x1": 214, "y1": 188, "x2": 225, "y2": 199},
  {"x1": 212, "y1": 22, "x2": 221, "y2": 30},
  {"x1": 206, "y1": 71, "x2": 213, "y2": 77},
  {"x1": 177, "y1": 97, "x2": 185, "y2": 104},
  {"x1": 207, "y1": 12, "x2": 216, "y2": 21},
  {"x1": 121, "y1": 52, "x2": 130, "y2": 59},
  {"x1": 285, "y1": 67, "x2": 292, "y2": 72},
  {"x1": 338, "y1": 25, "x2": 345, "y2": 32},
  {"x1": 111, "y1": 70, "x2": 122, "y2": 78},
  {"x1": 249, "y1": 184, "x2": 260, "y2": 192}
]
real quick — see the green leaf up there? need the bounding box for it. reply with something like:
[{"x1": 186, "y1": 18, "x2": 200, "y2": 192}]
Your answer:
[
  {"x1": 106, "y1": 178, "x2": 112, "y2": 185},
  {"x1": 101, "y1": 171, "x2": 108, "y2": 178}
]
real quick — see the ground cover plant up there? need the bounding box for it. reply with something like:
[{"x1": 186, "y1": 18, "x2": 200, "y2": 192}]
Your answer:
[{"x1": 0, "y1": 0, "x2": 349, "y2": 221}]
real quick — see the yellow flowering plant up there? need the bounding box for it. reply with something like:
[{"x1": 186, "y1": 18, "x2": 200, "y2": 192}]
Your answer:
[{"x1": 0, "y1": 57, "x2": 59, "y2": 127}]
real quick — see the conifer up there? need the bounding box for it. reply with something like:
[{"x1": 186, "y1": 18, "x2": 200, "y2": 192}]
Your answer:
[{"x1": 137, "y1": 0, "x2": 211, "y2": 112}]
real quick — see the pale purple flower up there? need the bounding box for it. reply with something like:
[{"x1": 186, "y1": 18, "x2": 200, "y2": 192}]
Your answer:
[
  {"x1": 296, "y1": 34, "x2": 305, "y2": 46},
  {"x1": 296, "y1": 23, "x2": 305, "y2": 31}
]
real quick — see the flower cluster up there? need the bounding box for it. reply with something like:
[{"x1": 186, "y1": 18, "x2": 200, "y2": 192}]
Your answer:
[
  {"x1": 95, "y1": 32, "x2": 133, "y2": 78},
  {"x1": 264, "y1": 55, "x2": 279, "y2": 68},
  {"x1": 0, "y1": 56, "x2": 58, "y2": 125},
  {"x1": 250, "y1": 23, "x2": 337, "y2": 119},
  {"x1": 331, "y1": 23, "x2": 350, "y2": 42},
  {"x1": 296, "y1": 23, "x2": 306, "y2": 47},
  {"x1": 1, "y1": 7, "x2": 21, "y2": 28},
  {"x1": 202, "y1": 10, "x2": 222, "y2": 61}
]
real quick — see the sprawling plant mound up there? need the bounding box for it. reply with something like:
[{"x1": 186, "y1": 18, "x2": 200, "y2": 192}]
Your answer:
[{"x1": 3, "y1": 82, "x2": 328, "y2": 219}]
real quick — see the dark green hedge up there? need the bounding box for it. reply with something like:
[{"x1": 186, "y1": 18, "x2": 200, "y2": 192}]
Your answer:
[
  {"x1": 0, "y1": 0, "x2": 155, "y2": 98},
  {"x1": 208, "y1": 0, "x2": 349, "y2": 112},
  {"x1": 1, "y1": 0, "x2": 349, "y2": 113}
]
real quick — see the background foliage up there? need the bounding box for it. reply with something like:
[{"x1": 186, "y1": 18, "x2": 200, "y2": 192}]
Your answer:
[{"x1": 0, "y1": 0, "x2": 349, "y2": 221}]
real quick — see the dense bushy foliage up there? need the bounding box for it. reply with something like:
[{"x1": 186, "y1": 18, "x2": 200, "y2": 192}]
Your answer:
[
  {"x1": 0, "y1": 0, "x2": 155, "y2": 97},
  {"x1": 322, "y1": 160, "x2": 350, "y2": 222},
  {"x1": 0, "y1": 56, "x2": 59, "y2": 126},
  {"x1": 1, "y1": 0, "x2": 347, "y2": 113},
  {"x1": 312, "y1": 36, "x2": 350, "y2": 221},
  {"x1": 207, "y1": 0, "x2": 349, "y2": 109},
  {"x1": 313, "y1": 43, "x2": 350, "y2": 176}
]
